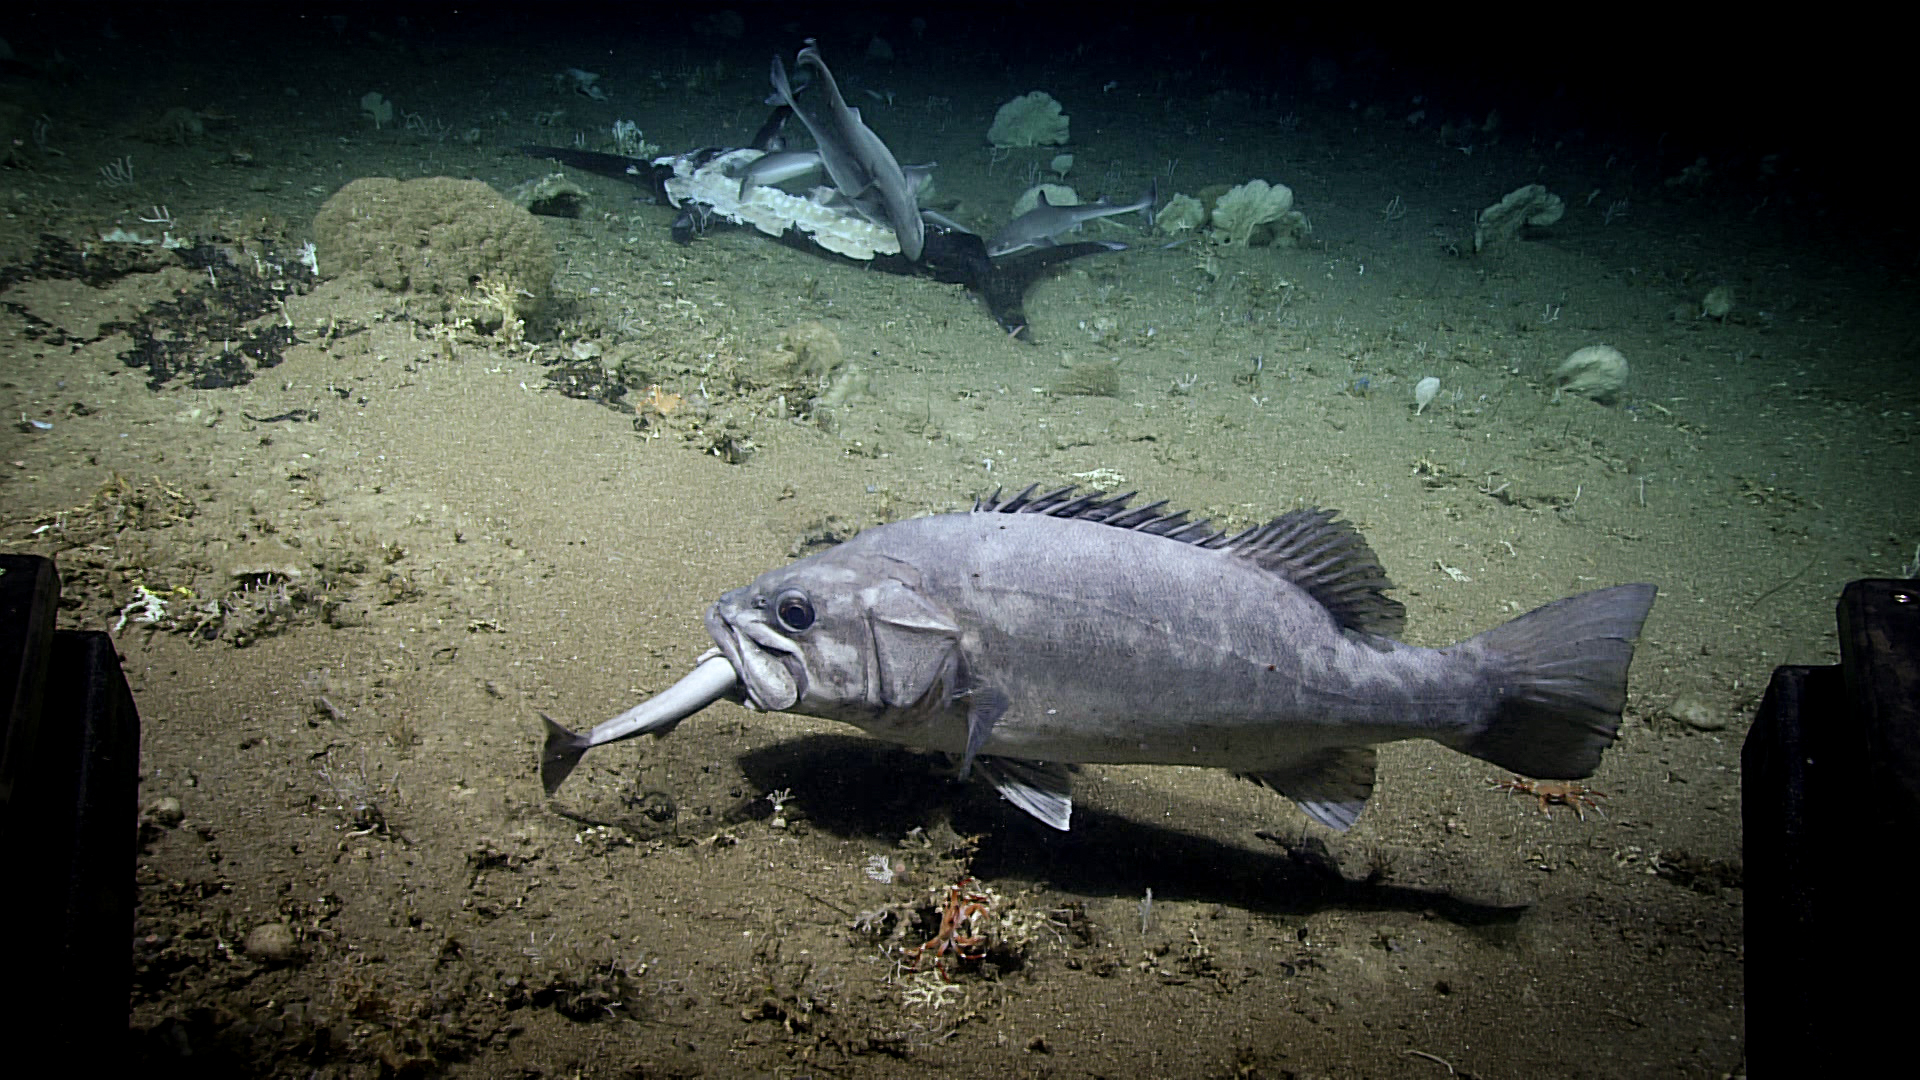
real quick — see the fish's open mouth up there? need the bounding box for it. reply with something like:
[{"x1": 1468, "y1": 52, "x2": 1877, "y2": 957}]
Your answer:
[{"x1": 705, "y1": 601, "x2": 807, "y2": 711}]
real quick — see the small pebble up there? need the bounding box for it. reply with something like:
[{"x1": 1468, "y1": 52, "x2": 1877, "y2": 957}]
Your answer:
[
  {"x1": 1668, "y1": 694, "x2": 1726, "y2": 731},
  {"x1": 244, "y1": 922, "x2": 297, "y2": 961},
  {"x1": 146, "y1": 796, "x2": 184, "y2": 827}
]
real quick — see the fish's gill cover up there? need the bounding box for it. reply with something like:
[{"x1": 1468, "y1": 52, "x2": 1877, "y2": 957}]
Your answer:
[{"x1": 973, "y1": 485, "x2": 1406, "y2": 637}]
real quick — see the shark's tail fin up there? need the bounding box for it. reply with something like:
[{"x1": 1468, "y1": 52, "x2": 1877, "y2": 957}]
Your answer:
[
  {"x1": 1139, "y1": 178, "x2": 1159, "y2": 229},
  {"x1": 539, "y1": 712, "x2": 594, "y2": 795},
  {"x1": 1451, "y1": 584, "x2": 1657, "y2": 778}
]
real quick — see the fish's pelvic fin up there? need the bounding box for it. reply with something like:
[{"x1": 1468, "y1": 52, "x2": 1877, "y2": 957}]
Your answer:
[
  {"x1": 539, "y1": 712, "x2": 594, "y2": 796},
  {"x1": 1246, "y1": 747, "x2": 1378, "y2": 832},
  {"x1": 975, "y1": 756, "x2": 1074, "y2": 830}
]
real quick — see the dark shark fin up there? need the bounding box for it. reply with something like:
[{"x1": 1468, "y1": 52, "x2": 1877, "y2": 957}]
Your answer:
[
  {"x1": 975, "y1": 756, "x2": 1074, "y2": 830},
  {"x1": 539, "y1": 712, "x2": 594, "y2": 796},
  {"x1": 1247, "y1": 748, "x2": 1378, "y2": 832}
]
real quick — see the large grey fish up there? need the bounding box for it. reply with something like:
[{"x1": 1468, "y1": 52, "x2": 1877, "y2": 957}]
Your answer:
[
  {"x1": 542, "y1": 486, "x2": 1656, "y2": 832},
  {"x1": 769, "y1": 42, "x2": 924, "y2": 261},
  {"x1": 988, "y1": 182, "x2": 1157, "y2": 258}
]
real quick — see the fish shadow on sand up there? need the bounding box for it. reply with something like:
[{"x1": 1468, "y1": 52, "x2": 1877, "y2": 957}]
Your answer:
[{"x1": 738, "y1": 735, "x2": 1529, "y2": 926}]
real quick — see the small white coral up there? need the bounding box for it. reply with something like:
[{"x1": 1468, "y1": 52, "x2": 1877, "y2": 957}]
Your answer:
[
  {"x1": 988, "y1": 91, "x2": 1069, "y2": 148},
  {"x1": 852, "y1": 906, "x2": 894, "y2": 934},
  {"x1": 359, "y1": 92, "x2": 393, "y2": 129},
  {"x1": 1555, "y1": 344, "x2": 1629, "y2": 403},
  {"x1": 115, "y1": 585, "x2": 170, "y2": 634},
  {"x1": 1414, "y1": 376, "x2": 1441, "y2": 415},
  {"x1": 1154, "y1": 193, "x2": 1206, "y2": 236},
  {"x1": 901, "y1": 970, "x2": 964, "y2": 1010},
  {"x1": 764, "y1": 787, "x2": 794, "y2": 828},
  {"x1": 1473, "y1": 184, "x2": 1564, "y2": 252},
  {"x1": 1210, "y1": 179, "x2": 1298, "y2": 246},
  {"x1": 610, "y1": 120, "x2": 657, "y2": 158}
]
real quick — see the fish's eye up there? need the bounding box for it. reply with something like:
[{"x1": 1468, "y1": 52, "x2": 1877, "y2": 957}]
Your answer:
[{"x1": 774, "y1": 590, "x2": 815, "y2": 633}]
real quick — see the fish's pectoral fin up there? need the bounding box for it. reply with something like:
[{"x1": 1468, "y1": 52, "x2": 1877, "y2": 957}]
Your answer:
[
  {"x1": 539, "y1": 712, "x2": 593, "y2": 796},
  {"x1": 1246, "y1": 748, "x2": 1377, "y2": 832},
  {"x1": 975, "y1": 756, "x2": 1074, "y2": 830},
  {"x1": 956, "y1": 687, "x2": 1009, "y2": 779}
]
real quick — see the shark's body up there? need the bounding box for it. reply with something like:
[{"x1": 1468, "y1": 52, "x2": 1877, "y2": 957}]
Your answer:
[
  {"x1": 730, "y1": 149, "x2": 824, "y2": 199},
  {"x1": 988, "y1": 183, "x2": 1156, "y2": 258},
  {"x1": 769, "y1": 42, "x2": 923, "y2": 261}
]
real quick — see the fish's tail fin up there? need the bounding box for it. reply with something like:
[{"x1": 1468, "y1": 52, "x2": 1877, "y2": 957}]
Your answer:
[
  {"x1": 1138, "y1": 178, "x2": 1159, "y2": 229},
  {"x1": 539, "y1": 712, "x2": 593, "y2": 795},
  {"x1": 1451, "y1": 584, "x2": 1657, "y2": 778}
]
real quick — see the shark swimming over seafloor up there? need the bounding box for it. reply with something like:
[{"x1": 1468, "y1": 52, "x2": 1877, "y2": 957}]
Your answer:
[
  {"x1": 988, "y1": 182, "x2": 1157, "y2": 258},
  {"x1": 769, "y1": 41, "x2": 924, "y2": 261}
]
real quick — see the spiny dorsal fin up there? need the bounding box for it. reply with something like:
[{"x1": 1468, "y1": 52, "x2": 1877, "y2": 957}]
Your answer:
[
  {"x1": 1212, "y1": 507, "x2": 1406, "y2": 637},
  {"x1": 973, "y1": 485, "x2": 1404, "y2": 637}
]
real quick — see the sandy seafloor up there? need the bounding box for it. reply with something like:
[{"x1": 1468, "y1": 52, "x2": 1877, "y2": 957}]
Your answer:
[{"x1": 0, "y1": 8, "x2": 1912, "y2": 1078}]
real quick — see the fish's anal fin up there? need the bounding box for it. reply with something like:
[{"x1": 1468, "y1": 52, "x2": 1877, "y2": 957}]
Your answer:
[
  {"x1": 975, "y1": 756, "x2": 1074, "y2": 830},
  {"x1": 539, "y1": 712, "x2": 594, "y2": 796},
  {"x1": 956, "y1": 687, "x2": 1010, "y2": 779},
  {"x1": 1246, "y1": 747, "x2": 1378, "y2": 832}
]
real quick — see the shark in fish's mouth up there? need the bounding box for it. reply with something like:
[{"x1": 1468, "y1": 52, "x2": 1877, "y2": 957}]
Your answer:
[{"x1": 703, "y1": 589, "x2": 808, "y2": 713}]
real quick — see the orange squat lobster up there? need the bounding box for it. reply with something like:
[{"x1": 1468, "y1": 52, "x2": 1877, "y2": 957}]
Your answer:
[
  {"x1": 906, "y1": 878, "x2": 992, "y2": 979},
  {"x1": 1491, "y1": 776, "x2": 1607, "y2": 820}
]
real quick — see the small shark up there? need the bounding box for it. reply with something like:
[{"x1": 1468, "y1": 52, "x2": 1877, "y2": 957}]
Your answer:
[
  {"x1": 732, "y1": 152, "x2": 942, "y2": 211},
  {"x1": 770, "y1": 42, "x2": 924, "y2": 261},
  {"x1": 729, "y1": 149, "x2": 823, "y2": 199},
  {"x1": 988, "y1": 182, "x2": 1157, "y2": 259}
]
